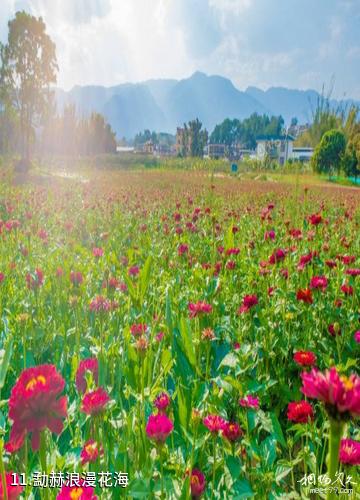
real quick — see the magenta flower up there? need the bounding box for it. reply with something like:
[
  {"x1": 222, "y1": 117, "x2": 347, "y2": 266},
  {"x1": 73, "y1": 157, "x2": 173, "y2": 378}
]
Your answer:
[
  {"x1": 301, "y1": 367, "x2": 360, "y2": 418},
  {"x1": 188, "y1": 301, "x2": 212, "y2": 318},
  {"x1": 238, "y1": 295, "x2": 258, "y2": 314},
  {"x1": 354, "y1": 331, "x2": 360, "y2": 343},
  {"x1": 89, "y1": 295, "x2": 111, "y2": 313},
  {"x1": 154, "y1": 392, "x2": 171, "y2": 413},
  {"x1": 145, "y1": 414, "x2": 173, "y2": 443},
  {"x1": 239, "y1": 395, "x2": 259, "y2": 410},
  {"x1": 203, "y1": 414, "x2": 226, "y2": 433},
  {"x1": 76, "y1": 358, "x2": 99, "y2": 394},
  {"x1": 310, "y1": 275, "x2": 328, "y2": 291},
  {"x1": 339, "y1": 439, "x2": 360, "y2": 465}
]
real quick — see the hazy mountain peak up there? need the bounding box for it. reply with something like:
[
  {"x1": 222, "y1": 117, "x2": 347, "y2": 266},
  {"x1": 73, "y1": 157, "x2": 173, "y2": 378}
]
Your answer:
[{"x1": 56, "y1": 73, "x2": 359, "y2": 139}]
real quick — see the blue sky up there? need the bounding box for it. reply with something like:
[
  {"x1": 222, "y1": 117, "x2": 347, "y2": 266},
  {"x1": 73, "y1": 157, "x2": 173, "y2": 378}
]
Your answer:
[{"x1": 1, "y1": 0, "x2": 359, "y2": 98}]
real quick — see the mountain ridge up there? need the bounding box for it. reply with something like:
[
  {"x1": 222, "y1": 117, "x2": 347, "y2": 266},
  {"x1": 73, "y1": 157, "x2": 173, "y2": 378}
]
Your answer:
[{"x1": 55, "y1": 72, "x2": 359, "y2": 139}]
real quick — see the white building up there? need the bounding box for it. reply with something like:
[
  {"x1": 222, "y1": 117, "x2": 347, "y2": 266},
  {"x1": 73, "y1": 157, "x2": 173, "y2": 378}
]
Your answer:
[
  {"x1": 292, "y1": 147, "x2": 314, "y2": 162},
  {"x1": 256, "y1": 135, "x2": 295, "y2": 165}
]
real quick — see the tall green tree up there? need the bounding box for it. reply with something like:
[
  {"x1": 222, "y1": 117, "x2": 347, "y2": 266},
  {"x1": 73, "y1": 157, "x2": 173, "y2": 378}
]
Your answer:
[
  {"x1": 0, "y1": 11, "x2": 57, "y2": 169},
  {"x1": 311, "y1": 129, "x2": 346, "y2": 177}
]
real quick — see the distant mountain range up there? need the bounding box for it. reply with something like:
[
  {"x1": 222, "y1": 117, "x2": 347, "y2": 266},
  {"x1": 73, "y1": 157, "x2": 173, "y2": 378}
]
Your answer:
[{"x1": 55, "y1": 72, "x2": 359, "y2": 139}]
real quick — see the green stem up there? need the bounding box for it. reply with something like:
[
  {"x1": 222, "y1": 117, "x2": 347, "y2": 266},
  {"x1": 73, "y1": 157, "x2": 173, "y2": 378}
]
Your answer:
[
  {"x1": 39, "y1": 431, "x2": 49, "y2": 500},
  {"x1": 212, "y1": 437, "x2": 216, "y2": 499},
  {"x1": 0, "y1": 440, "x2": 8, "y2": 500},
  {"x1": 326, "y1": 419, "x2": 344, "y2": 500}
]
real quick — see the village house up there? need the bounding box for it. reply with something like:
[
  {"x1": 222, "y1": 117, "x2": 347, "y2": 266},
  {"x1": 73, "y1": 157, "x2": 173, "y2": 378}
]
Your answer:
[{"x1": 256, "y1": 135, "x2": 295, "y2": 165}]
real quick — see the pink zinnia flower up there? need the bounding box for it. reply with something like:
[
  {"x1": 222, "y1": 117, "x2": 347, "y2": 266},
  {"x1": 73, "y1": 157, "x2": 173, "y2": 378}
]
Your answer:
[
  {"x1": 5, "y1": 365, "x2": 67, "y2": 453},
  {"x1": 339, "y1": 439, "x2": 360, "y2": 465},
  {"x1": 81, "y1": 388, "x2": 110, "y2": 416},
  {"x1": 76, "y1": 358, "x2": 99, "y2": 394},
  {"x1": 239, "y1": 395, "x2": 259, "y2": 410},
  {"x1": 0, "y1": 472, "x2": 23, "y2": 499},
  {"x1": 154, "y1": 392, "x2": 171, "y2": 413},
  {"x1": 70, "y1": 271, "x2": 83, "y2": 285},
  {"x1": 80, "y1": 439, "x2": 103, "y2": 465},
  {"x1": 145, "y1": 414, "x2": 173, "y2": 443},
  {"x1": 128, "y1": 266, "x2": 140, "y2": 276},
  {"x1": 89, "y1": 296, "x2": 111, "y2": 313},
  {"x1": 354, "y1": 331, "x2": 360, "y2": 343},
  {"x1": 310, "y1": 276, "x2": 328, "y2": 291},
  {"x1": 301, "y1": 367, "x2": 360, "y2": 418},
  {"x1": 188, "y1": 301, "x2": 212, "y2": 318},
  {"x1": 178, "y1": 244, "x2": 189, "y2": 256},
  {"x1": 92, "y1": 247, "x2": 104, "y2": 258},
  {"x1": 56, "y1": 483, "x2": 97, "y2": 499},
  {"x1": 203, "y1": 414, "x2": 226, "y2": 433},
  {"x1": 238, "y1": 294, "x2": 258, "y2": 314},
  {"x1": 345, "y1": 268, "x2": 360, "y2": 277},
  {"x1": 269, "y1": 248, "x2": 286, "y2": 264}
]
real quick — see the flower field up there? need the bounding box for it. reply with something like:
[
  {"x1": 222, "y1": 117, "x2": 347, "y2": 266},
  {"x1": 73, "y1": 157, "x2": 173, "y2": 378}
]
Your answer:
[{"x1": 0, "y1": 168, "x2": 359, "y2": 499}]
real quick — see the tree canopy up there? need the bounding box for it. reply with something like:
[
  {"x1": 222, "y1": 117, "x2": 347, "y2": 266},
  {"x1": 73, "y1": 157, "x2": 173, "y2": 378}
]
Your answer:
[{"x1": 0, "y1": 11, "x2": 58, "y2": 167}]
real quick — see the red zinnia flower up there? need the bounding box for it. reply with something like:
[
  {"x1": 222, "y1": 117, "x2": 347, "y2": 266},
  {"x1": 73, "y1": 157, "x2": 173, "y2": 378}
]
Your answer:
[
  {"x1": 5, "y1": 365, "x2": 67, "y2": 453},
  {"x1": 26, "y1": 268, "x2": 44, "y2": 289},
  {"x1": 287, "y1": 401, "x2": 314, "y2": 423},
  {"x1": 178, "y1": 244, "x2": 189, "y2": 256},
  {"x1": 130, "y1": 323, "x2": 148, "y2": 337},
  {"x1": 346, "y1": 268, "x2": 360, "y2": 277},
  {"x1": 81, "y1": 388, "x2": 110, "y2": 416},
  {"x1": 296, "y1": 288, "x2": 313, "y2": 304},
  {"x1": 222, "y1": 422, "x2": 243, "y2": 442},
  {"x1": 293, "y1": 351, "x2": 317, "y2": 367},
  {"x1": 145, "y1": 414, "x2": 173, "y2": 443},
  {"x1": 341, "y1": 284, "x2": 354, "y2": 296},
  {"x1": 203, "y1": 414, "x2": 226, "y2": 433},
  {"x1": 0, "y1": 472, "x2": 23, "y2": 499},
  {"x1": 238, "y1": 294, "x2": 258, "y2": 314},
  {"x1": 328, "y1": 323, "x2": 341, "y2": 337},
  {"x1": 80, "y1": 439, "x2": 103, "y2": 465},
  {"x1": 308, "y1": 213, "x2": 322, "y2": 225},
  {"x1": 339, "y1": 439, "x2": 360, "y2": 465},
  {"x1": 189, "y1": 469, "x2": 206, "y2": 498},
  {"x1": 76, "y1": 358, "x2": 99, "y2": 394},
  {"x1": 56, "y1": 483, "x2": 97, "y2": 499},
  {"x1": 269, "y1": 248, "x2": 286, "y2": 264}
]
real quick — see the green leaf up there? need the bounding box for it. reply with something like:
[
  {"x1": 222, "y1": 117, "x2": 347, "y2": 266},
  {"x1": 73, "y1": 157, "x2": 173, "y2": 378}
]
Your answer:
[
  {"x1": 270, "y1": 412, "x2": 286, "y2": 448},
  {"x1": 140, "y1": 256, "x2": 152, "y2": 302},
  {"x1": 226, "y1": 456, "x2": 241, "y2": 480},
  {"x1": 224, "y1": 220, "x2": 235, "y2": 250},
  {"x1": 128, "y1": 478, "x2": 152, "y2": 498},
  {"x1": 232, "y1": 478, "x2": 254, "y2": 499},
  {"x1": 219, "y1": 352, "x2": 238, "y2": 369},
  {"x1": 0, "y1": 337, "x2": 14, "y2": 390},
  {"x1": 179, "y1": 317, "x2": 196, "y2": 367}
]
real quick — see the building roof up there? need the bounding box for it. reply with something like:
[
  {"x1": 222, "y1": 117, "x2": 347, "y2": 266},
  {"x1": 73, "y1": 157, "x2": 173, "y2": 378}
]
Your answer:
[{"x1": 256, "y1": 135, "x2": 295, "y2": 142}]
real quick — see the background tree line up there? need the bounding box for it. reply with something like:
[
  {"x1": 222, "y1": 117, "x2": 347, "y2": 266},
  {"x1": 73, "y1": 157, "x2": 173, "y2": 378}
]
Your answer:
[{"x1": 210, "y1": 114, "x2": 284, "y2": 149}]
